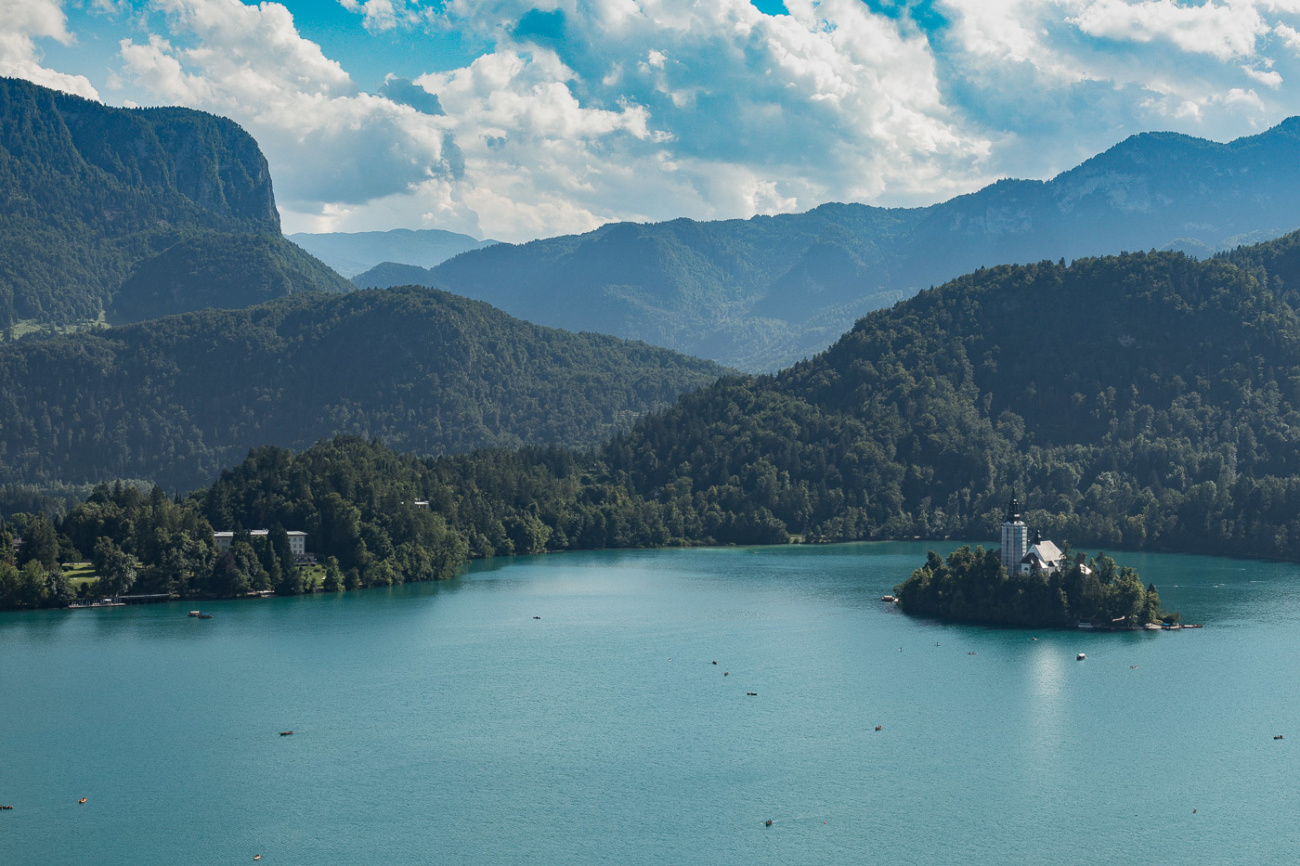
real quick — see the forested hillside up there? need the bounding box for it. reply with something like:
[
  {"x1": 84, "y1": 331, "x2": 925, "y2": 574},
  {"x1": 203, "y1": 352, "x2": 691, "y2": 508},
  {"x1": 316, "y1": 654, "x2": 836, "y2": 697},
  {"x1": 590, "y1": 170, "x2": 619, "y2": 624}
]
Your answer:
[
  {"x1": 13, "y1": 196, "x2": 1300, "y2": 611},
  {"x1": 110, "y1": 233, "x2": 351, "y2": 322},
  {"x1": 0, "y1": 77, "x2": 348, "y2": 330},
  {"x1": 417, "y1": 118, "x2": 1300, "y2": 369},
  {"x1": 601, "y1": 235, "x2": 1300, "y2": 559},
  {"x1": 37, "y1": 227, "x2": 1300, "y2": 597},
  {"x1": 0, "y1": 286, "x2": 726, "y2": 491}
]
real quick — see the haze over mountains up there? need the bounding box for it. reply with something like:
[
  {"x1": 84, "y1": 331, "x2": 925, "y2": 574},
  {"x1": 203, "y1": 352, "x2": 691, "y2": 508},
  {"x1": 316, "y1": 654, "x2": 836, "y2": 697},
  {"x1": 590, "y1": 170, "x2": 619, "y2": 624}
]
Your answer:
[
  {"x1": 354, "y1": 118, "x2": 1300, "y2": 370},
  {"x1": 289, "y1": 229, "x2": 497, "y2": 278},
  {"x1": 0, "y1": 77, "x2": 348, "y2": 332}
]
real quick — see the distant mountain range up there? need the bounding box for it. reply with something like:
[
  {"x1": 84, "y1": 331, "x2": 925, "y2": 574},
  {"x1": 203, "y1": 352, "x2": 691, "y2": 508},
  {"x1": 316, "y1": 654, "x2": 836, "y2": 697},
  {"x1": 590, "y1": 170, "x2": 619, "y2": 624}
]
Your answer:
[
  {"x1": 0, "y1": 286, "x2": 726, "y2": 490},
  {"x1": 0, "y1": 77, "x2": 348, "y2": 331},
  {"x1": 355, "y1": 118, "x2": 1300, "y2": 370},
  {"x1": 288, "y1": 228, "x2": 497, "y2": 277}
]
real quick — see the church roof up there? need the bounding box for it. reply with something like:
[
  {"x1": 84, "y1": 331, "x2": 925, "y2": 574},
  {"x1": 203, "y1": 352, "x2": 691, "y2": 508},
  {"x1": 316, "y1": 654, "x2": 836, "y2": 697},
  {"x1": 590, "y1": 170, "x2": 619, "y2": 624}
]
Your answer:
[{"x1": 1022, "y1": 540, "x2": 1063, "y2": 565}]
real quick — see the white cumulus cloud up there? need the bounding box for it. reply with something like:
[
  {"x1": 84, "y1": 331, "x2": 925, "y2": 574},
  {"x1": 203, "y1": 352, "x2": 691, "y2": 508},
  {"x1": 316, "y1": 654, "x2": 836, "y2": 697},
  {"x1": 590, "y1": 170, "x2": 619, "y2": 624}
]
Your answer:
[
  {"x1": 400, "y1": 0, "x2": 992, "y2": 237},
  {"x1": 1069, "y1": 0, "x2": 1267, "y2": 61},
  {"x1": 116, "y1": 0, "x2": 475, "y2": 232},
  {"x1": 936, "y1": 0, "x2": 1300, "y2": 175},
  {"x1": 102, "y1": 0, "x2": 999, "y2": 241},
  {"x1": 0, "y1": 0, "x2": 100, "y2": 99},
  {"x1": 20, "y1": 0, "x2": 1300, "y2": 242}
]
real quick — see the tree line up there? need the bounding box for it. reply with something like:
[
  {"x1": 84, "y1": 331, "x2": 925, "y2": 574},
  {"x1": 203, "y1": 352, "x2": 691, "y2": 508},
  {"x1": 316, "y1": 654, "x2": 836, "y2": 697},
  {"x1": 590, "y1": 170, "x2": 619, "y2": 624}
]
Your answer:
[{"x1": 894, "y1": 545, "x2": 1171, "y2": 629}]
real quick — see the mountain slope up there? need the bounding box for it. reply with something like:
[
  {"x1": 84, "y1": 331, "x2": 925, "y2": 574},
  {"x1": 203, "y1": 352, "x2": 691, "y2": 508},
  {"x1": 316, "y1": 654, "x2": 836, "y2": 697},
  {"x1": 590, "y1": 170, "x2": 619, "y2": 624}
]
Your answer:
[
  {"x1": 110, "y1": 233, "x2": 352, "y2": 322},
  {"x1": 186, "y1": 229, "x2": 1300, "y2": 567},
  {"x1": 418, "y1": 119, "x2": 1300, "y2": 370},
  {"x1": 289, "y1": 228, "x2": 497, "y2": 277},
  {"x1": 597, "y1": 229, "x2": 1300, "y2": 558},
  {"x1": 0, "y1": 77, "x2": 347, "y2": 330},
  {"x1": 0, "y1": 286, "x2": 726, "y2": 490}
]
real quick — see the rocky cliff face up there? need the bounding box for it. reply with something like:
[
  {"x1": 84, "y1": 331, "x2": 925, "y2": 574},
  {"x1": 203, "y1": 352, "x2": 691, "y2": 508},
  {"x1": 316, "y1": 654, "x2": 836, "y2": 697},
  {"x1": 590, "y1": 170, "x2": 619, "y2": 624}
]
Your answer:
[{"x1": 0, "y1": 77, "x2": 338, "y2": 327}]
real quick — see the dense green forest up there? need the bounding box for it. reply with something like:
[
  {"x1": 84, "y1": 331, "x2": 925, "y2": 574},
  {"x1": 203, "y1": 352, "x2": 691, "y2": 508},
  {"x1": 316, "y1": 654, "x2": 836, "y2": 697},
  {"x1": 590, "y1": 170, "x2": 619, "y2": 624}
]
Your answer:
[
  {"x1": 109, "y1": 233, "x2": 351, "y2": 322},
  {"x1": 0, "y1": 77, "x2": 346, "y2": 329},
  {"x1": 15, "y1": 231, "x2": 1300, "y2": 610},
  {"x1": 0, "y1": 286, "x2": 727, "y2": 490},
  {"x1": 894, "y1": 545, "x2": 1168, "y2": 629},
  {"x1": 417, "y1": 118, "x2": 1300, "y2": 369},
  {"x1": 591, "y1": 233, "x2": 1300, "y2": 562},
  {"x1": 1, "y1": 438, "x2": 614, "y2": 609}
]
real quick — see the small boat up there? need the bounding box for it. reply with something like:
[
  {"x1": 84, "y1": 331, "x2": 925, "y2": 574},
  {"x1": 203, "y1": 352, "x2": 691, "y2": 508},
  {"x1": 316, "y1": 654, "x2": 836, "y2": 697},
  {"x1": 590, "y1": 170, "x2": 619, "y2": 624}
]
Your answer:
[
  {"x1": 874, "y1": 725, "x2": 882, "y2": 731},
  {"x1": 764, "y1": 819, "x2": 773, "y2": 827},
  {"x1": 532, "y1": 616, "x2": 540, "y2": 619},
  {"x1": 188, "y1": 610, "x2": 201, "y2": 617},
  {"x1": 1076, "y1": 653, "x2": 1086, "y2": 661},
  {"x1": 881, "y1": 595, "x2": 897, "y2": 603},
  {"x1": 280, "y1": 730, "x2": 294, "y2": 736},
  {"x1": 78, "y1": 798, "x2": 87, "y2": 804},
  {"x1": 724, "y1": 671, "x2": 729, "y2": 676},
  {"x1": 1275, "y1": 735, "x2": 1285, "y2": 740},
  {"x1": 254, "y1": 857, "x2": 262, "y2": 861},
  {"x1": 746, "y1": 692, "x2": 757, "y2": 696},
  {"x1": 0, "y1": 805, "x2": 13, "y2": 810}
]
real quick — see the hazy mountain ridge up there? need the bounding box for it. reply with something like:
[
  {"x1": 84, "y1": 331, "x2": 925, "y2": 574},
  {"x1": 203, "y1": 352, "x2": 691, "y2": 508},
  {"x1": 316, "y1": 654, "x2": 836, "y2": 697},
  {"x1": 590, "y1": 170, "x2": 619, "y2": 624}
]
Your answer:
[
  {"x1": 0, "y1": 77, "x2": 348, "y2": 329},
  {"x1": 290, "y1": 228, "x2": 497, "y2": 277},
  {"x1": 383, "y1": 119, "x2": 1300, "y2": 370},
  {"x1": 0, "y1": 285, "x2": 727, "y2": 491}
]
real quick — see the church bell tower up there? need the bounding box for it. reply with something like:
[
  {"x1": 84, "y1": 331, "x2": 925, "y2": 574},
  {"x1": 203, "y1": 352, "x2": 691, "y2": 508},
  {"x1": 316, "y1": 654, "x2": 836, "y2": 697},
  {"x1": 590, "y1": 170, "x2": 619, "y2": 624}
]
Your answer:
[{"x1": 1000, "y1": 494, "x2": 1028, "y2": 574}]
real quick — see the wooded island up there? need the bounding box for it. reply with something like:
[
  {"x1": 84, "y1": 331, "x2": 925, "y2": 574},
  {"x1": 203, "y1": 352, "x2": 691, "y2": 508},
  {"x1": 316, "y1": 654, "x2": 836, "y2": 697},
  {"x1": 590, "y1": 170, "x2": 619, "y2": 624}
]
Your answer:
[{"x1": 895, "y1": 499, "x2": 1176, "y2": 629}]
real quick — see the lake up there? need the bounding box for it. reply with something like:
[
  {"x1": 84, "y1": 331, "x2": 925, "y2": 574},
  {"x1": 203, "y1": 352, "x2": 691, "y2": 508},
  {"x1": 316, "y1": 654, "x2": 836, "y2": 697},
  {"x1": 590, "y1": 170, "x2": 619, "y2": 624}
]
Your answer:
[{"x1": 3, "y1": 541, "x2": 1299, "y2": 864}]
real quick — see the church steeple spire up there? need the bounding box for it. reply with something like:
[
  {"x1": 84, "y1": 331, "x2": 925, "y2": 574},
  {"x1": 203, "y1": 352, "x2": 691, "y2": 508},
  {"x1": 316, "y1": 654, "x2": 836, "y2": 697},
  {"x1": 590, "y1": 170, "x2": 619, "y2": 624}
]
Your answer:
[{"x1": 1000, "y1": 491, "x2": 1028, "y2": 574}]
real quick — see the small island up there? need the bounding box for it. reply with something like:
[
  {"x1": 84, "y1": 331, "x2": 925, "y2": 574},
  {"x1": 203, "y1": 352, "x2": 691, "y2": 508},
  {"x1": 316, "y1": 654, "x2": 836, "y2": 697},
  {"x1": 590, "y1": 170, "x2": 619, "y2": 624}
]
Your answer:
[{"x1": 894, "y1": 497, "x2": 1179, "y2": 629}]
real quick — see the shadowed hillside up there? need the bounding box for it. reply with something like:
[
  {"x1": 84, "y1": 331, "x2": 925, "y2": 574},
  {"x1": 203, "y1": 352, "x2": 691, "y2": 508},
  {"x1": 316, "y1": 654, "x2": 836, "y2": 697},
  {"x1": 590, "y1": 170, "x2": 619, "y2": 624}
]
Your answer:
[{"x1": 0, "y1": 286, "x2": 726, "y2": 490}]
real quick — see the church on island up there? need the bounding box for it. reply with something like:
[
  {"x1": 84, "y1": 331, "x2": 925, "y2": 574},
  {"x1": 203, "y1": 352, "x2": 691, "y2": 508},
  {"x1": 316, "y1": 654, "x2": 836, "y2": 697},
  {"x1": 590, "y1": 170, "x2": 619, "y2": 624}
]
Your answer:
[{"x1": 998, "y1": 495, "x2": 1088, "y2": 575}]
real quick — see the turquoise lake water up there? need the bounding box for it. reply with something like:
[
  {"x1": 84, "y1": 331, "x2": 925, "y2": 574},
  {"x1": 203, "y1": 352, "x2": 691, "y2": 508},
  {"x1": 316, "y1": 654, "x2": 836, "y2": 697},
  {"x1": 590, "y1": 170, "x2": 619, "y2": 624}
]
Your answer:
[{"x1": 3, "y1": 541, "x2": 1299, "y2": 865}]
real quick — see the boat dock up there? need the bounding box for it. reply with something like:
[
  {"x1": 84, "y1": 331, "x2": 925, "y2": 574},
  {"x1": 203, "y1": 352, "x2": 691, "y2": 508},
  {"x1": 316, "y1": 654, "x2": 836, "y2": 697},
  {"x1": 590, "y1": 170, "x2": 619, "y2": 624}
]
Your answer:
[{"x1": 68, "y1": 593, "x2": 172, "y2": 610}]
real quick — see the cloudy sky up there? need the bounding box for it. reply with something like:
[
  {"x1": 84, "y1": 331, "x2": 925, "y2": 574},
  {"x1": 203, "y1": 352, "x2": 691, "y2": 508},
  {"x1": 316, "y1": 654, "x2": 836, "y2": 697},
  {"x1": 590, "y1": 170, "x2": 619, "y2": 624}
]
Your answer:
[{"x1": 6, "y1": 0, "x2": 1300, "y2": 242}]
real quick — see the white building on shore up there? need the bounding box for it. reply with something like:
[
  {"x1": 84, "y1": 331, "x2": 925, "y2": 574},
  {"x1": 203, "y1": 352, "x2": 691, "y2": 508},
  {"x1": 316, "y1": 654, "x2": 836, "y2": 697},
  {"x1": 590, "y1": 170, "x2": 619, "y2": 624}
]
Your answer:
[{"x1": 213, "y1": 530, "x2": 307, "y2": 558}]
